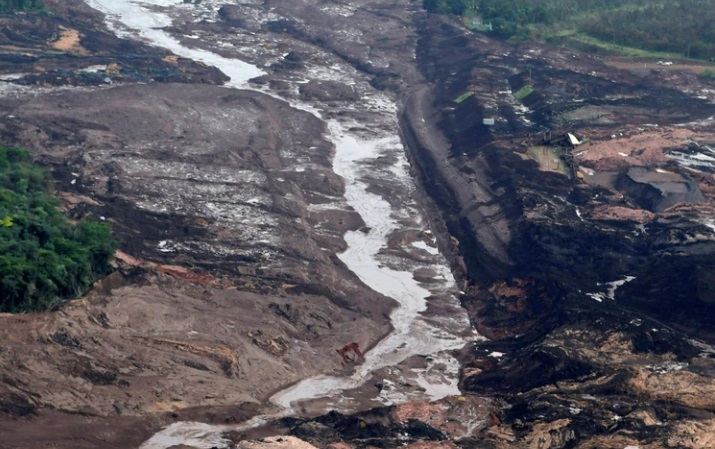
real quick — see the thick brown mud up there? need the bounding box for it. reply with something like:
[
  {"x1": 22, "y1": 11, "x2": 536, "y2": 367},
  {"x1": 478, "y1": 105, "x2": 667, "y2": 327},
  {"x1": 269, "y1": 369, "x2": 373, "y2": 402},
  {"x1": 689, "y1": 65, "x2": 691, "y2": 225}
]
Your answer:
[{"x1": 1, "y1": 1, "x2": 715, "y2": 449}]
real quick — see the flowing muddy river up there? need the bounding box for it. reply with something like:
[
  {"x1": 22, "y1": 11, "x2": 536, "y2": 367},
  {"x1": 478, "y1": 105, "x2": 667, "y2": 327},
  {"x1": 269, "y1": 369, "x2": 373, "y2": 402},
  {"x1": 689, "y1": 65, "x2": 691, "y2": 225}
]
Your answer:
[{"x1": 83, "y1": 1, "x2": 475, "y2": 447}]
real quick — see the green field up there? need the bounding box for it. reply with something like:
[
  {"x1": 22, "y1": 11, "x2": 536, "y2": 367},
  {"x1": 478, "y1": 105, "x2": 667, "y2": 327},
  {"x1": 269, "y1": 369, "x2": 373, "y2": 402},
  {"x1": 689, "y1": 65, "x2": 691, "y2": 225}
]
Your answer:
[
  {"x1": 0, "y1": 0, "x2": 43, "y2": 11},
  {"x1": 527, "y1": 146, "x2": 568, "y2": 176},
  {"x1": 547, "y1": 30, "x2": 687, "y2": 60},
  {"x1": 425, "y1": 0, "x2": 715, "y2": 61},
  {"x1": 513, "y1": 85, "x2": 533, "y2": 101}
]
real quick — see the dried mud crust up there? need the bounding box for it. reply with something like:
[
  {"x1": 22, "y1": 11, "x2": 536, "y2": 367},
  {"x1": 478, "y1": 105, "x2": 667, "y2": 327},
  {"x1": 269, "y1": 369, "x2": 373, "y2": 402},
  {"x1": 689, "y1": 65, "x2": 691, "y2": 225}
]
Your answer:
[
  {"x1": 0, "y1": 3, "x2": 466, "y2": 447},
  {"x1": 1, "y1": 83, "x2": 390, "y2": 309},
  {"x1": 0, "y1": 0, "x2": 445, "y2": 442},
  {"x1": 0, "y1": 271, "x2": 383, "y2": 415}
]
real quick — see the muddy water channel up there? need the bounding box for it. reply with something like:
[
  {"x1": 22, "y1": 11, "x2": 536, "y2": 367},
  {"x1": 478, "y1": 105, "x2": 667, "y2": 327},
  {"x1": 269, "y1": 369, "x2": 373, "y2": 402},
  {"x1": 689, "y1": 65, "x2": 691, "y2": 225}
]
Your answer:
[{"x1": 83, "y1": 0, "x2": 474, "y2": 447}]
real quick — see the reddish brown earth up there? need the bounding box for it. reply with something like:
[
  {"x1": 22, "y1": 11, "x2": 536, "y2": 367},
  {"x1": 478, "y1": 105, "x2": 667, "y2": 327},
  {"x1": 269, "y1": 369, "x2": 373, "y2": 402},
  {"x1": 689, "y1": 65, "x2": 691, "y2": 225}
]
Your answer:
[
  {"x1": 0, "y1": 3, "x2": 399, "y2": 445},
  {"x1": 1, "y1": 1, "x2": 715, "y2": 449}
]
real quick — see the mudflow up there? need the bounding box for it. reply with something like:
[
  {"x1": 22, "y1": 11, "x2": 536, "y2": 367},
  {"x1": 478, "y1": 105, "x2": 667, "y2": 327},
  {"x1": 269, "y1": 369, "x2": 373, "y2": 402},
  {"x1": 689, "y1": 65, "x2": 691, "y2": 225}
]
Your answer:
[{"x1": 1, "y1": 1, "x2": 715, "y2": 449}]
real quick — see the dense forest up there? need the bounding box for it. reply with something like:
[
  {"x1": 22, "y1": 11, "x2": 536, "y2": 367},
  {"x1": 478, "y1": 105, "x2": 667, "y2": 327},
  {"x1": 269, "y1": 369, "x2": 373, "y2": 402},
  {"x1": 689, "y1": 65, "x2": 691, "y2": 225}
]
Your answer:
[
  {"x1": 424, "y1": 0, "x2": 715, "y2": 60},
  {"x1": 0, "y1": 145, "x2": 116, "y2": 313}
]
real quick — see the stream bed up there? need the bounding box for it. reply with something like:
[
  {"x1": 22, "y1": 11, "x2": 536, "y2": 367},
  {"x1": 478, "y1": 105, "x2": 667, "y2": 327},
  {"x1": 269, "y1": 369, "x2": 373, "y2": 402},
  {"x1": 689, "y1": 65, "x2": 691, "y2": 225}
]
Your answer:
[{"x1": 83, "y1": 1, "x2": 475, "y2": 447}]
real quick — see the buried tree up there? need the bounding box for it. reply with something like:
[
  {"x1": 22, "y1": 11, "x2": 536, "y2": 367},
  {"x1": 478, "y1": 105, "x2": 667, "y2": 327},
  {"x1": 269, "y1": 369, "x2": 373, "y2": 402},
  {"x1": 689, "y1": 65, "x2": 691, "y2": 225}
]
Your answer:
[{"x1": 0, "y1": 145, "x2": 116, "y2": 313}]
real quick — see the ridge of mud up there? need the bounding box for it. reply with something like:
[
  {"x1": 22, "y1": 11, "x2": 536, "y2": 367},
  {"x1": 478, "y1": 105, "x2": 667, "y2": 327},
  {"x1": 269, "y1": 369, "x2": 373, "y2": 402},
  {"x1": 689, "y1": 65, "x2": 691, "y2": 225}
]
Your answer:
[{"x1": 393, "y1": 15, "x2": 715, "y2": 449}]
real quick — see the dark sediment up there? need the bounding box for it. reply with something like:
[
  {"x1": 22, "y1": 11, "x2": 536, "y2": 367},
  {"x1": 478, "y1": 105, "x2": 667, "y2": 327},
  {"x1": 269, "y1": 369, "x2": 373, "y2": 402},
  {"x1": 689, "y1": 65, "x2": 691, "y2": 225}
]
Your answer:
[
  {"x1": 2, "y1": 1, "x2": 715, "y2": 448},
  {"x1": 392, "y1": 14, "x2": 715, "y2": 449}
]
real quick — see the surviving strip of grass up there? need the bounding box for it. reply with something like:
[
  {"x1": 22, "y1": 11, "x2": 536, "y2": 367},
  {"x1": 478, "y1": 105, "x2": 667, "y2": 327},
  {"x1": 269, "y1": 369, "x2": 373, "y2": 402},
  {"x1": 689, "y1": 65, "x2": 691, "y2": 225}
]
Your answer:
[
  {"x1": 513, "y1": 85, "x2": 533, "y2": 101},
  {"x1": 427, "y1": 0, "x2": 715, "y2": 61},
  {"x1": 454, "y1": 91, "x2": 475, "y2": 103},
  {"x1": 549, "y1": 30, "x2": 683, "y2": 60}
]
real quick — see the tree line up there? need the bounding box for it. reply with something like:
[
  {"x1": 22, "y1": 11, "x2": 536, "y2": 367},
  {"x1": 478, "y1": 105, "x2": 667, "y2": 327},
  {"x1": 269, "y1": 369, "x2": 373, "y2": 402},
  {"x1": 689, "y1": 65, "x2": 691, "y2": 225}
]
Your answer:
[
  {"x1": 0, "y1": 145, "x2": 116, "y2": 313},
  {"x1": 424, "y1": 0, "x2": 715, "y2": 60},
  {"x1": 582, "y1": 1, "x2": 715, "y2": 59}
]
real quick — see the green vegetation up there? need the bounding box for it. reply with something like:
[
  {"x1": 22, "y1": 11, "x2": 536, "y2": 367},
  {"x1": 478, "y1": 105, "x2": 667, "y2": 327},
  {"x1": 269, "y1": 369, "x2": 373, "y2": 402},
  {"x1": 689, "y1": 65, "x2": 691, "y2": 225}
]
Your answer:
[
  {"x1": 0, "y1": 145, "x2": 116, "y2": 313},
  {"x1": 0, "y1": 0, "x2": 43, "y2": 11},
  {"x1": 549, "y1": 30, "x2": 679, "y2": 59},
  {"x1": 424, "y1": 0, "x2": 715, "y2": 60},
  {"x1": 527, "y1": 146, "x2": 568, "y2": 175},
  {"x1": 454, "y1": 91, "x2": 475, "y2": 103},
  {"x1": 513, "y1": 85, "x2": 534, "y2": 101}
]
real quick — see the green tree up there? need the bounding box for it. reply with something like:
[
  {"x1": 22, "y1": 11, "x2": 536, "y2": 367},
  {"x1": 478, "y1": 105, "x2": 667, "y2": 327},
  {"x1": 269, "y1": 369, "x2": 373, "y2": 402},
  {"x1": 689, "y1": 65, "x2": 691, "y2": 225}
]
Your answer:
[{"x1": 0, "y1": 144, "x2": 116, "y2": 312}]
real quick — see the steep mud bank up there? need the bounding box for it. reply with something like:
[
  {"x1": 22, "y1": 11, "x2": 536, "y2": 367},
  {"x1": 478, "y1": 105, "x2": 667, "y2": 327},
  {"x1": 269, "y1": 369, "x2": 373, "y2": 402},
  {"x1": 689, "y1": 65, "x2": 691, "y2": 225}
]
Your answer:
[
  {"x1": 400, "y1": 88, "x2": 514, "y2": 283},
  {"x1": 398, "y1": 15, "x2": 715, "y2": 449},
  {"x1": 411, "y1": 17, "x2": 715, "y2": 336}
]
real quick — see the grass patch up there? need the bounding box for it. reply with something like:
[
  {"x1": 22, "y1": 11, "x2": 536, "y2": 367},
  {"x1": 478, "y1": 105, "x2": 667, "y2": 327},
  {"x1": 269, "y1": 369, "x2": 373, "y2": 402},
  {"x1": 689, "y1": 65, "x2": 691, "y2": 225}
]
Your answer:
[
  {"x1": 513, "y1": 85, "x2": 534, "y2": 101},
  {"x1": 550, "y1": 31, "x2": 682, "y2": 59},
  {"x1": 0, "y1": 0, "x2": 44, "y2": 12},
  {"x1": 527, "y1": 146, "x2": 568, "y2": 175},
  {"x1": 435, "y1": 1, "x2": 715, "y2": 61},
  {"x1": 454, "y1": 91, "x2": 475, "y2": 103}
]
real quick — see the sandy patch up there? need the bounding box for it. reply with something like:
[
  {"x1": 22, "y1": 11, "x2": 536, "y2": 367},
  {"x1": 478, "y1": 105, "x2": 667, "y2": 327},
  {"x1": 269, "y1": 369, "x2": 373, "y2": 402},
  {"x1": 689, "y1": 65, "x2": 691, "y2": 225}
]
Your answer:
[
  {"x1": 578, "y1": 127, "x2": 698, "y2": 171},
  {"x1": 590, "y1": 205, "x2": 655, "y2": 223},
  {"x1": 239, "y1": 436, "x2": 319, "y2": 449},
  {"x1": 50, "y1": 26, "x2": 89, "y2": 54}
]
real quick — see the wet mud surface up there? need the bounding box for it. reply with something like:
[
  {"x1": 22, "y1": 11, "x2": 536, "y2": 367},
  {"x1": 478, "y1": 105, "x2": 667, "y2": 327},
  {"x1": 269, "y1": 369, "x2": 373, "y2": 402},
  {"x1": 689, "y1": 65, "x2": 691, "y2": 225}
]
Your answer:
[
  {"x1": 1, "y1": 1, "x2": 715, "y2": 449},
  {"x1": 1, "y1": 0, "x2": 469, "y2": 447}
]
